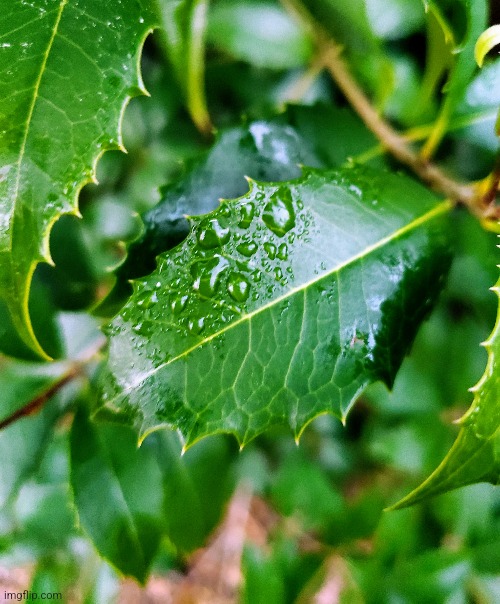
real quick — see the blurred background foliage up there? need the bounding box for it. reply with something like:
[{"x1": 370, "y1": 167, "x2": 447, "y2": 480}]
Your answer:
[{"x1": 1, "y1": 0, "x2": 499, "y2": 601}]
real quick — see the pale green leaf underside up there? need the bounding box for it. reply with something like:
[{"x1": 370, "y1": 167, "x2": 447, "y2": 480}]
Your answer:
[
  {"x1": 392, "y1": 277, "x2": 500, "y2": 509},
  {"x1": 99, "y1": 166, "x2": 452, "y2": 448},
  {"x1": 0, "y1": 0, "x2": 157, "y2": 357}
]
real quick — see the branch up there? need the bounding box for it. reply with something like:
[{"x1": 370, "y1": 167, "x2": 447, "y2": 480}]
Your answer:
[
  {"x1": 281, "y1": 0, "x2": 499, "y2": 221},
  {"x1": 0, "y1": 334, "x2": 107, "y2": 431},
  {"x1": 0, "y1": 365, "x2": 80, "y2": 431}
]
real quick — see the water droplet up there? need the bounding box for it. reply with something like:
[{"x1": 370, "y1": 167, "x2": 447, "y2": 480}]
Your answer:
[
  {"x1": 251, "y1": 269, "x2": 262, "y2": 282},
  {"x1": 227, "y1": 272, "x2": 250, "y2": 303},
  {"x1": 197, "y1": 218, "x2": 230, "y2": 249},
  {"x1": 239, "y1": 203, "x2": 255, "y2": 229},
  {"x1": 237, "y1": 241, "x2": 258, "y2": 257},
  {"x1": 171, "y1": 294, "x2": 188, "y2": 314},
  {"x1": 137, "y1": 291, "x2": 157, "y2": 309},
  {"x1": 191, "y1": 256, "x2": 229, "y2": 298},
  {"x1": 274, "y1": 267, "x2": 283, "y2": 281},
  {"x1": 277, "y1": 243, "x2": 288, "y2": 261},
  {"x1": 263, "y1": 188, "x2": 295, "y2": 237},
  {"x1": 264, "y1": 242, "x2": 276, "y2": 259},
  {"x1": 188, "y1": 317, "x2": 205, "y2": 335}
]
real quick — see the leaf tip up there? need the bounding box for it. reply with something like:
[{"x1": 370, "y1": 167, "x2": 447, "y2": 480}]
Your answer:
[{"x1": 475, "y1": 24, "x2": 500, "y2": 68}]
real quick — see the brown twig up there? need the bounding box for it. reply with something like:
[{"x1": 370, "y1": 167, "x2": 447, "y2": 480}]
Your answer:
[
  {"x1": 0, "y1": 334, "x2": 107, "y2": 431},
  {"x1": 0, "y1": 365, "x2": 80, "y2": 431},
  {"x1": 280, "y1": 0, "x2": 499, "y2": 221}
]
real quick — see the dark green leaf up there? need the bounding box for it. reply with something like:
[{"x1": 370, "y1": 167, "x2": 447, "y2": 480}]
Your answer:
[
  {"x1": 70, "y1": 409, "x2": 164, "y2": 582},
  {"x1": 0, "y1": 359, "x2": 68, "y2": 508},
  {"x1": 98, "y1": 166, "x2": 452, "y2": 447},
  {"x1": 0, "y1": 0, "x2": 157, "y2": 357},
  {"x1": 420, "y1": 0, "x2": 488, "y2": 156}
]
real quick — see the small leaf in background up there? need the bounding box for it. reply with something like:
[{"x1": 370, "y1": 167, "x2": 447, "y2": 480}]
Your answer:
[
  {"x1": 98, "y1": 166, "x2": 452, "y2": 447},
  {"x1": 475, "y1": 24, "x2": 500, "y2": 67},
  {"x1": 392, "y1": 275, "x2": 500, "y2": 509},
  {"x1": 0, "y1": 0, "x2": 157, "y2": 357},
  {"x1": 156, "y1": 0, "x2": 212, "y2": 134},
  {"x1": 207, "y1": 0, "x2": 313, "y2": 69},
  {"x1": 70, "y1": 408, "x2": 164, "y2": 583}
]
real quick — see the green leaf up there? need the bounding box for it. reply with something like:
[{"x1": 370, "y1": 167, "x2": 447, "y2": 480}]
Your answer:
[
  {"x1": 70, "y1": 408, "x2": 164, "y2": 582},
  {"x1": 98, "y1": 166, "x2": 452, "y2": 447},
  {"x1": 421, "y1": 0, "x2": 488, "y2": 157},
  {"x1": 150, "y1": 431, "x2": 235, "y2": 551},
  {"x1": 207, "y1": 0, "x2": 314, "y2": 69},
  {"x1": 0, "y1": 0, "x2": 157, "y2": 358},
  {"x1": 156, "y1": 0, "x2": 211, "y2": 134},
  {"x1": 475, "y1": 24, "x2": 500, "y2": 67},
  {"x1": 103, "y1": 120, "x2": 320, "y2": 313},
  {"x1": 391, "y1": 275, "x2": 500, "y2": 509}
]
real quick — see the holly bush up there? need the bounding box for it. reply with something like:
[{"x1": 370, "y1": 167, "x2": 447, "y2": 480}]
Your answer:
[{"x1": 0, "y1": 0, "x2": 499, "y2": 601}]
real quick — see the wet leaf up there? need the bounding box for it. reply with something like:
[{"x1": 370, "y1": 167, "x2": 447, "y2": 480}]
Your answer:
[
  {"x1": 98, "y1": 166, "x2": 452, "y2": 447},
  {"x1": 392, "y1": 276, "x2": 500, "y2": 509},
  {"x1": 0, "y1": 0, "x2": 157, "y2": 358}
]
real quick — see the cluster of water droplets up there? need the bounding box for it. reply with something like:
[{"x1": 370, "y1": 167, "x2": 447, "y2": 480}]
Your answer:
[{"x1": 115, "y1": 182, "x2": 308, "y2": 345}]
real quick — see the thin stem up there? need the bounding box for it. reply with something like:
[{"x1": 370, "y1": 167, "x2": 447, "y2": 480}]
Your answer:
[
  {"x1": 0, "y1": 365, "x2": 80, "y2": 431},
  {"x1": 319, "y1": 44, "x2": 477, "y2": 206},
  {"x1": 0, "y1": 334, "x2": 107, "y2": 431}
]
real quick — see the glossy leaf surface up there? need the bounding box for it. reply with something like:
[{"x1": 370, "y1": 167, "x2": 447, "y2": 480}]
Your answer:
[
  {"x1": 70, "y1": 409, "x2": 164, "y2": 582},
  {"x1": 393, "y1": 277, "x2": 500, "y2": 508},
  {"x1": 207, "y1": 0, "x2": 313, "y2": 69},
  {"x1": 0, "y1": 0, "x2": 157, "y2": 357},
  {"x1": 99, "y1": 166, "x2": 452, "y2": 447}
]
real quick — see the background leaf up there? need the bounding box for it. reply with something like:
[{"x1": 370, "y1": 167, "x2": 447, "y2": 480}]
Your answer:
[
  {"x1": 70, "y1": 408, "x2": 165, "y2": 583},
  {"x1": 98, "y1": 166, "x2": 452, "y2": 447},
  {"x1": 156, "y1": 0, "x2": 211, "y2": 133},
  {"x1": 0, "y1": 0, "x2": 157, "y2": 357}
]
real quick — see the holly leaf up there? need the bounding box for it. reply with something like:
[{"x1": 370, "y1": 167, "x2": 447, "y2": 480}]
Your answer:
[
  {"x1": 98, "y1": 166, "x2": 452, "y2": 448},
  {"x1": 0, "y1": 0, "x2": 157, "y2": 358},
  {"x1": 391, "y1": 276, "x2": 500, "y2": 509}
]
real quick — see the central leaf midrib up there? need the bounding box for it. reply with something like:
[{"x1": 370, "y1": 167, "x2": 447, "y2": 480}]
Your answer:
[{"x1": 113, "y1": 199, "x2": 451, "y2": 399}]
